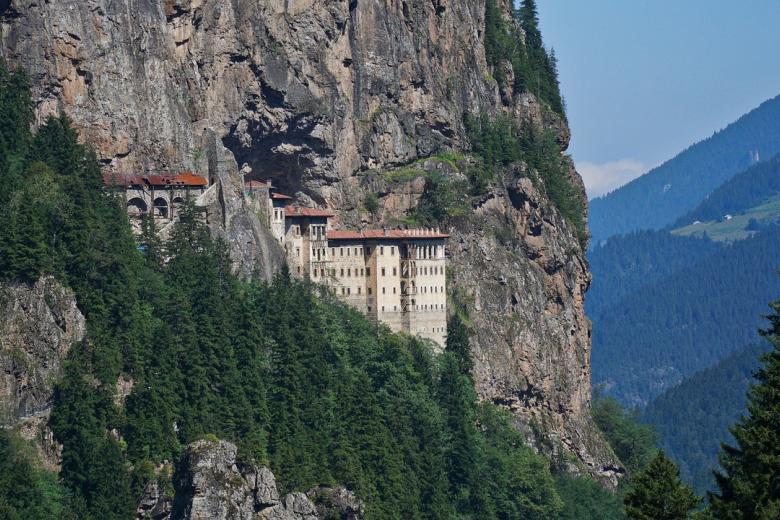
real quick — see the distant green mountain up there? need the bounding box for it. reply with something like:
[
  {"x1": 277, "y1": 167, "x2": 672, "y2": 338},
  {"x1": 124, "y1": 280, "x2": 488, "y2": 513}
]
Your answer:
[
  {"x1": 591, "y1": 226, "x2": 780, "y2": 407},
  {"x1": 586, "y1": 231, "x2": 720, "y2": 319},
  {"x1": 641, "y1": 343, "x2": 769, "y2": 495},
  {"x1": 668, "y1": 154, "x2": 780, "y2": 241},
  {"x1": 675, "y1": 154, "x2": 780, "y2": 226},
  {"x1": 589, "y1": 95, "x2": 780, "y2": 242}
]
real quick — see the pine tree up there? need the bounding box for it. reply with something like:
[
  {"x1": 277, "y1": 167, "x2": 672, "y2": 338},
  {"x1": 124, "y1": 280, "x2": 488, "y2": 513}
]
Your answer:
[
  {"x1": 518, "y1": 0, "x2": 542, "y2": 50},
  {"x1": 445, "y1": 313, "x2": 473, "y2": 377},
  {"x1": 708, "y1": 298, "x2": 780, "y2": 519},
  {"x1": 624, "y1": 451, "x2": 700, "y2": 520}
]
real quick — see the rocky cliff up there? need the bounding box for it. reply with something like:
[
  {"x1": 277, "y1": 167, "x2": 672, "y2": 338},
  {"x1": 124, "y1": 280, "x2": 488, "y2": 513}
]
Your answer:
[
  {"x1": 1, "y1": 0, "x2": 618, "y2": 482},
  {"x1": 0, "y1": 276, "x2": 85, "y2": 467},
  {"x1": 137, "y1": 438, "x2": 363, "y2": 520}
]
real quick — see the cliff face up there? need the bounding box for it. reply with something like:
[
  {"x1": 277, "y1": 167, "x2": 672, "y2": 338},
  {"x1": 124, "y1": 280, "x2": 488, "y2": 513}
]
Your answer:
[
  {"x1": 1, "y1": 0, "x2": 617, "y2": 482},
  {"x1": 137, "y1": 438, "x2": 363, "y2": 520},
  {"x1": 0, "y1": 276, "x2": 85, "y2": 468}
]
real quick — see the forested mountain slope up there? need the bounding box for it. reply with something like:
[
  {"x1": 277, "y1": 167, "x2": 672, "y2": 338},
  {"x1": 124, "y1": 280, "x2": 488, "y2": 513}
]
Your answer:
[
  {"x1": 586, "y1": 231, "x2": 721, "y2": 319},
  {"x1": 675, "y1": 153, "x2": 780, "y2": 226},
  {"x1": 641, "y1": 343, "x2": 769, "y2": 495},
  {"x1": 591, "y1": 226, "x2": 780, "y2": 406},
  {"x1": 589, "y1": 95, "x2": 780, "y2": 241}
]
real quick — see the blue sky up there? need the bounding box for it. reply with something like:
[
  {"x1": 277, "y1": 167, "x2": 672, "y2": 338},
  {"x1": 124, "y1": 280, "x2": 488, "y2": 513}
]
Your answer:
[{"x1": 535, "y1": 0, "x2": 780, "y2": 197}]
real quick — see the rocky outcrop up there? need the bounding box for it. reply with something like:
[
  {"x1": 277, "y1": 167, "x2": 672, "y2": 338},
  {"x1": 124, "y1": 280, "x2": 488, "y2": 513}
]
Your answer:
[
  {"x1": 1, "y1": 0, "x2": 617, "y2": 481},
  {"x1": 0, "y1": 276, "x2": 85, "y2": 467},
  {"x1": 162, "y1": 439, "x2": 361, "y2": 520}
]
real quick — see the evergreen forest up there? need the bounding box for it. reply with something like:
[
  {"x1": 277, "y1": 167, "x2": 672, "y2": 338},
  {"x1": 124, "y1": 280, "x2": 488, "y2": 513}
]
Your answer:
[
  {"x1": 590, "y1": 226, "x2": 780, "y2": 406},
  {"x1": 641, "y1": 343, "x2": 769, "y2": 494}
]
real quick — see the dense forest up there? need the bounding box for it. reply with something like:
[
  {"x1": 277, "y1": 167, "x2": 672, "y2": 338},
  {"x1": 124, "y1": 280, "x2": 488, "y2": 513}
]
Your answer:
[
  {"x1": 587, "y1": 230, "x2": 721, "y2": 319},
  {"x1": 675, "y1": 153, "x2": 780, "y2": 226},
  {"x1": 591, "y1": 225, "x2": 780, "y2": 406},
  {"x1": 0, "y1": 59, "x2": 618, "y2": 519},
  {"x1": 641, "y1": 342, "x2": 769, "y2": 494},
  {"x1": 589, "y1": 94, "x2": 780, "y2": 241}
]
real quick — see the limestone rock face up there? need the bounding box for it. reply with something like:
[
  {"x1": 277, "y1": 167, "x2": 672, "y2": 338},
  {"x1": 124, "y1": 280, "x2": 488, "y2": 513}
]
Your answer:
[
  {"x1": 1, "y1": 0, "x2": 617, "y2": 481},
  {"x1": 0, "y1": 276, "x2": 84, "y2": 424},
  {"x1": 0, "y1": 276, "x2": 85, "y2": 468},
  {"x1": 168, "y1": 439, "x2": 357, "y2": 520}
]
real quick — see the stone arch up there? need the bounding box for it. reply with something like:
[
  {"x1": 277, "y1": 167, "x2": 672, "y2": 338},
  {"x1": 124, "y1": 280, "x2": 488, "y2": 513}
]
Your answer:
[
  {"x1": 172, "y1": 196, "x2": 185, "y2": 215},
  {"x1": 127, "y1": 197, "x2": 147, "y2": 217},
  {"x1": 153, "y1": 197, "x2": 169, "y2": 218}
]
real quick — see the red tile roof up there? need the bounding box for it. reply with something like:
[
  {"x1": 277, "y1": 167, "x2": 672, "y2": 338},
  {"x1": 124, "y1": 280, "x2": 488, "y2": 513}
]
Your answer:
[
  {"x1": 271, "y1": 192, "x2": 293, "y2": 200},
  {"x1": 172, "y1": 172, "x2": 208, "y2": 186},
  {"x1": 285, "y1": 206, "x2": 335, "y2": 218},
  {"x1": 245, "y1": 180, "x2": 270, "y2": 189},
  {"x1": 102, "y1": 172, "x2": 207, "y2": 187},
  {"x1": 327, "y1": 229, "x2": 449, "y2": 240}
]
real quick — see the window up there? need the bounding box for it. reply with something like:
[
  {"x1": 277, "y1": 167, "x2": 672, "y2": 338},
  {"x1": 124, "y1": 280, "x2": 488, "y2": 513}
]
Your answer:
[
  {"x1": 360, "y1": 268, "x2": 364, "y2": 276},
  {"x1": 381, "y1": 306, "x2": 385, "y2": 312},
  {"x1": 296, "y1": 248, "x2": 300, "y2": 257},
  {"x1": 380, "y1": 246, "x2": 384, "y2": 255},
  {"x1": 341, "y1": 287, "x2": 345, "y2": 295},
  {"x1": 347, "y1": 248, "x2": 350, "y2": 256},
  {"x1": 393, "y1": 287, "x2": 396, "y2": 294},
  {"x1": 297, "y1": 266, "x2": 301, "y2": 274},
  {"x1": 368, "y1": 288, "x2": 372, "y2": 295},
  {"x1": 381, "y1": 268, "x2": 385, "y2": 276},
  {"x1": 366, "y1": 268, "x2": 371, "y2": 276},
  {"x1": 392, "y1": 267, "x2": 397, "y2": 276},
  {"x1": 340, "y1": 247, "x2": 344, "y2": 256},
  {"x1": 331, "y1": 248, "x2": 335, "y2": 256},
  {"x1": 366, "y1": 247, "x2": 371, "y2": 255},
  {"x1": 382, "y1": 287, "x2": 386, "y2": 294},
  {"x1": 354, "y1": 247, "x2": 358, "y2": 255},
  {"x1": 368, "y1": 305, "x2": 372, "y2": 312},
  {"x1": 390, "y1": 246, "x2": 395, "y2": 256},
  {"x1": 393, "y1": 305, "x2": 397, "y2": 311},
  {"x1": 348, "y1": 268, "x2": 351, "y2": 277},
  {"x1": 347, "y1": 288, "x2": 351, "y2": 295},
  {"x1": 340, "y1": 268, "x2": 344, "y2": 277},
  {"x1": 358, "y1": 287, "x2": 361, "y2": 295}
]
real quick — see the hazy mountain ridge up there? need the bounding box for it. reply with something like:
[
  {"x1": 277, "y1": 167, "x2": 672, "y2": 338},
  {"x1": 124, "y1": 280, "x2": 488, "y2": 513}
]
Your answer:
[{"x1": 589, "y1": 95, "x2": 780, "y2": 241}]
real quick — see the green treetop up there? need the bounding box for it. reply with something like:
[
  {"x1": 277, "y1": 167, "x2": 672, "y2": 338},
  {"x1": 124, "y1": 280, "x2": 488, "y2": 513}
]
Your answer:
[
  {"x1": 708, "y1": 297, "x2": 780, "y2": 519},
  {"x1": 624, "y1": 450, "x2": 700, "y2": 520}
]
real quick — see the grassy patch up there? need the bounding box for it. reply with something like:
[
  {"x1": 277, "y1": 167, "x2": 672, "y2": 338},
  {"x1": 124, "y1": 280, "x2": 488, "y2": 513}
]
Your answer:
[{"x1": 672, "y1": 194, "x2": 780, "y2": 242}]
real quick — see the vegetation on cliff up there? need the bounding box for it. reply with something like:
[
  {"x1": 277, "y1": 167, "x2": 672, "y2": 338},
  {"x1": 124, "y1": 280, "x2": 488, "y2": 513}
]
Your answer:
[
  {"x1": 464, "y1": 112, "x2": 587, "y2": 246},
  {"x1": 485, "y1": 0, "x2": 565, "y2": 115}
]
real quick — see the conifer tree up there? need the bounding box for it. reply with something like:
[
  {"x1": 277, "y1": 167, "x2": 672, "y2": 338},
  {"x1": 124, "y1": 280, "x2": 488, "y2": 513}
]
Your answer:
[
  {"x1": 518, "y1": 0, "x2": 542, "y2": 50},
  {"x1": 708, "y1": 297, "x2": 780, "y2": 519},
  {"x1": 624, "y1": 451, "x2": 700, "y2": 520},
  {"x1": 446, "y1": 313, "x2": 474, "y2": 378}
]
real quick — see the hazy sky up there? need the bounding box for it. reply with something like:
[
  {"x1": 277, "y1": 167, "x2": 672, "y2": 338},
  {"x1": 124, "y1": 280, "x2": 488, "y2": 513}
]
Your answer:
[{"x1": 535, "y1": 0, "x2": 780, "y2": 198}]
